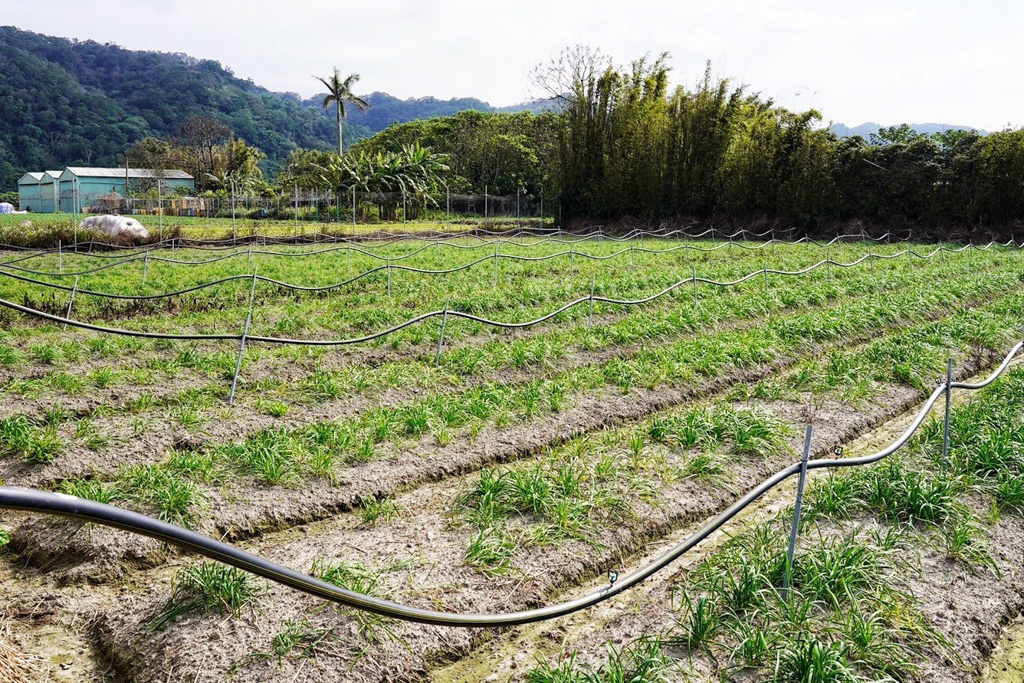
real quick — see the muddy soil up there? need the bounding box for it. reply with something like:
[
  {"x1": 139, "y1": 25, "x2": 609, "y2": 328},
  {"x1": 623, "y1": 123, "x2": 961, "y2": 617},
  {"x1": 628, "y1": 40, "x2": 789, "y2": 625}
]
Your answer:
[
  {"x1": 69, "y1": 356, "x2": 996, "y2": 682},
  {"x1": 9, "y1": 306, "x2": 998, "y2": 585},
  {"x1": 434, "y1": 363, "x2": 1024, "y2": 683}
]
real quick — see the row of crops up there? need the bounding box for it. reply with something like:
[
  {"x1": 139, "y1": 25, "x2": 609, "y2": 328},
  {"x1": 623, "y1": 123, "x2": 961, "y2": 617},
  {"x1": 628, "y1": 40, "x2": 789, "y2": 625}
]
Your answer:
[{"x1": 1, "y1": 231, "x2": 1024, "y2": 681}]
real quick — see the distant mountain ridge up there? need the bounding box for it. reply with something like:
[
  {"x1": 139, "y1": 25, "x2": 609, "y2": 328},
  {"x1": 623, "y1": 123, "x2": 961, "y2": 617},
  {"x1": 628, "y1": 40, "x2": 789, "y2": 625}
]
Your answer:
[
  {"x1": 0, "y1": 25, "x2": 549, "y2": 191},
  {"x1": 299, "y1": 92, "x2": 553, "y2": 134},
  {"x1": 828, "y1": 122, "x2": 988, "y2": 138}
]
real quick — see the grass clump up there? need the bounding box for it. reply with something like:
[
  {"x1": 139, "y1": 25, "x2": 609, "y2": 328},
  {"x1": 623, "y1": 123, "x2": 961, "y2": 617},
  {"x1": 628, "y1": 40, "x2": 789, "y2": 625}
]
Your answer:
[
  {"x1": 151, "y1": 563, "x2": 261, "y2": 629},
  {"x1": 311, "y1": 559, "x2": 402, "y2": 643},
  {"x1": 527, "y1": 637, "x2": 671, "y2": 683},
  {"x1": 0, "y1": 415, "x2": 63, "y2": 464}
]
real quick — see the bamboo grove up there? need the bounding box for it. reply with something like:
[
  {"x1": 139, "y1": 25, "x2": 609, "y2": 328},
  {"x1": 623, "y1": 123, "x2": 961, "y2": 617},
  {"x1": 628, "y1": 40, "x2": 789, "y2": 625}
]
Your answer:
[{"x1": 542, "y1": 50, "x2": 1024, "y2": 227}]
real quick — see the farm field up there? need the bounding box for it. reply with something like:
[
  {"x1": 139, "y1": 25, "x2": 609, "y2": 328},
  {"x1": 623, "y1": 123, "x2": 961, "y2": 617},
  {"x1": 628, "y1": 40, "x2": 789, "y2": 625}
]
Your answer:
[
  {"x1": 0, "y1": 212, "x2": 541, "y2": 246},
  {"x1": 2, "y1": 229, "x2": 1024, "y2": 682}
]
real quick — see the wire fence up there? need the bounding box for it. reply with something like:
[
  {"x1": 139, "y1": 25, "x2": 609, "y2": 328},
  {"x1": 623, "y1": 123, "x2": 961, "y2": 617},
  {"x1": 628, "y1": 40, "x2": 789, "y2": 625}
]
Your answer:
[
  {"x1": 1, "y1": 338, "x2": 1019, "y2": 627},
  {"x1": 14, "y1": 188, "x2": 555, "y2": 240}
]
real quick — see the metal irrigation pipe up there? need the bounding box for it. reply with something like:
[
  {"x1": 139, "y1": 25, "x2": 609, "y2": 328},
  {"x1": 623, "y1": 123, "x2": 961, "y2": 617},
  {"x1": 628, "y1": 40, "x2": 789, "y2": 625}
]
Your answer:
[{"x1": 1, "y1": 342, "x2": 1020, "y2": 627}]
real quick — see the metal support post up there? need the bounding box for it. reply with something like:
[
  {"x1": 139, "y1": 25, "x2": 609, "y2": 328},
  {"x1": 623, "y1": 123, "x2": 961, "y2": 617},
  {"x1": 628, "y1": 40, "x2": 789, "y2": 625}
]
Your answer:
[
  {"x1": 58, "y1": 240, "x2": 62, "y2": 274},
  {"x1": 588, "y1": 275, "x2": 595, "y2": 328},
  {"x1": 228, "y1": 269, "x2": 258, "y2": 405},
  {"x1": 782, "y1": 424, "x2": 813, "y2": 602},
  {"x1": 692, "y1": 265, "x2": 698, "y2": 308},
  {"x1": 435, "y1": 296, "x2": 450, "y2": 365},
  {"x1": 143, "y1": 250, "x2": 149, "y2": 285},
  {"x1": 942, "y1": 358, "x2": 953, "y2": 469},
  {"x1": 63, "y1": 276, "x2": 79, "y2": 330},
  {"x1": 387, "y1": 258, "x2": 392, "y2": 297}
]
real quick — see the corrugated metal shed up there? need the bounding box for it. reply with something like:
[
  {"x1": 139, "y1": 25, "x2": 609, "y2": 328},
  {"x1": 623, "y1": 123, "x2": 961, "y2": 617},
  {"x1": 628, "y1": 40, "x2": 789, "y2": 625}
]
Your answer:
[{"x1": 62, "y1": 167, "x2": 194, "y2": 180}]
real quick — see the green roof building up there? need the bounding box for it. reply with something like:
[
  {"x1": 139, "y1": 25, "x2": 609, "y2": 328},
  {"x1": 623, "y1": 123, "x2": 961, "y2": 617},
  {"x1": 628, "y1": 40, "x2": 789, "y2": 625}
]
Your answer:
[{"x1": 18, "y1": 167, "x2": 194, "y2": 213}]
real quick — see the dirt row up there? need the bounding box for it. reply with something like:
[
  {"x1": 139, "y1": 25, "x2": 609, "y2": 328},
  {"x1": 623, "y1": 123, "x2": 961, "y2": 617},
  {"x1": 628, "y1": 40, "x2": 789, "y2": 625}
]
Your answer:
[
  {"x1": 8, "y1": 273, "x2": 1011, "y2": 585},
  {"x1": 0, "y1": 324, "x2": 1008, "y2": 682}
]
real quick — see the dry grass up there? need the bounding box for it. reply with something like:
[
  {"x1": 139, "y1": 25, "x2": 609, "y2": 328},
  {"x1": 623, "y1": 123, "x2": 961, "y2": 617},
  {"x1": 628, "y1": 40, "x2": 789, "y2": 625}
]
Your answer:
[{"x1": 0, "y1": 619, "x2": 37, "y2": 683}]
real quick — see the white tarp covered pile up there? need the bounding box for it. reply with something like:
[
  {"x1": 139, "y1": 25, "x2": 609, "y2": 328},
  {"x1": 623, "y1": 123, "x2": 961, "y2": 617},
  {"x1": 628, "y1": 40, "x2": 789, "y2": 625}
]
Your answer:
[{"x1": 80, "y1": 215, "x2": 150, "y2": 240}]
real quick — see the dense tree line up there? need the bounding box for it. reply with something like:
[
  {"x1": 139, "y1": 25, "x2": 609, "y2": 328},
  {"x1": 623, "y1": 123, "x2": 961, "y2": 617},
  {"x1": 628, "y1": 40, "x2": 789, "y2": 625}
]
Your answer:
[
  {"x1": 350, "y1": 110, "x2": 558, "y2": 196},
  {"x1": 536, "y1": 49, "x2": 1024, "y2": 227}
]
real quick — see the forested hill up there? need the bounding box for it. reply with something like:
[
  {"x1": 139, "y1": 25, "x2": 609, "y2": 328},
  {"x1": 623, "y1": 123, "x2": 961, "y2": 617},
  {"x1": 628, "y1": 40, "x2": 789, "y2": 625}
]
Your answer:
[{"x1": 0, "y1": 26, "x2": 546, "y2": 191}]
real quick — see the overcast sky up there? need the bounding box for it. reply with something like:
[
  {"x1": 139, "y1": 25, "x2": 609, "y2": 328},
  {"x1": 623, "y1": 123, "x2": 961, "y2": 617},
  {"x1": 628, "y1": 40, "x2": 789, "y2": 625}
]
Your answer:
[{"x1": 5, "y1": 0, "x2": 1022, "y2": 130}]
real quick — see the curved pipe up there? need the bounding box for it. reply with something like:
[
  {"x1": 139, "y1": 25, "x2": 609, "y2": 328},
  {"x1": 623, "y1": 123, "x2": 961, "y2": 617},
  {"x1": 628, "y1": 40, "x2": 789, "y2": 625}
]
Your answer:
[
  {"x1": 0, "y1": 241, "x2": 983, "y2": 348},
  {"x1": 0, "y1": 243, "x2": 975, "y2": 344},
  {"x1": 1, "y1": 342, "x2": 1019, "y2": 627}
]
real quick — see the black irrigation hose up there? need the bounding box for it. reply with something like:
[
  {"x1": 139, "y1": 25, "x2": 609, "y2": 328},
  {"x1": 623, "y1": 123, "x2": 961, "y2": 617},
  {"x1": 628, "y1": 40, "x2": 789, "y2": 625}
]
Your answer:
[
  {"x1": 0, "y1": 244, "x2": 983, "y2": 343},
  {"x1": 0, "y1": 240, "x2": 985, "y2": 304},
  {"x1": 1, "y1": 342, "x2": 1018, "y2": 627},
  {"x1": 0, "y1": 224, "x2": 728, "y2": 255},
  {"x1": 0, "y1": 225, "x2": 895, "y2": 268},
  {"x1": 0, "y1": 230, "x2": 923, "y2": 281}
]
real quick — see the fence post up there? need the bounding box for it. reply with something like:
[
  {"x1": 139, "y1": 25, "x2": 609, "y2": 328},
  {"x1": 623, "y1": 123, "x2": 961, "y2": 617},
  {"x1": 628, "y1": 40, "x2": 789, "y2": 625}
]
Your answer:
[
  {"x1": 782, "y1": 424, "x2": 813, "y2": 602},
  {"x1": 435, "y1": 296, "x2": 450, "y2": 365},
  {"x1": 294, "y1": 185, "x2": 299, "y2": 237},
  {"x1": 588, "y1": 275, "x2": 595, "y2": 328},
  {"x1": 58, "y1": 239, "x2": 62, "y2": 274},
  {"x1": 63, "y1": 276, "x2": 79, "y2": 330},
  {"x1": 143, "y1": 250, "x2": 149, "y2": 285},
  {"x1": 231, "y1": 180, "x2": 237, "y2": 241},
  {"x1": 352, "y1": 186, "x2": 356, "y2": 233},
  {"x1": 403, "y1": 188, "x2": 407, "y2": 225},
  {"x1": 72, "y1": 183, "x2": 79, "y2": 246},
  {"x1": 570, "y1": 246, "x2": 574, "y2": 277},
  {"x1": 516, "y1": 188, "x2": 520, "y2": 228},
  {"x1": 764, "y1": 257, "x2": 769, "y2": 298},
  {"x1": 446, "y1": 184, "x2": 451, "y2": 231},
  {"x1": 942, "y1": 357, "x2": 953, "y2": 469},
  {"x1": 387, "y1": 258, "x2": 392, "y2": 297},
  {"x1": 157, "y1": 179, "x2": 163, "y2": 242},
  {"x1": 228, "y1": 268, "x2": 258, "y2": 405}
]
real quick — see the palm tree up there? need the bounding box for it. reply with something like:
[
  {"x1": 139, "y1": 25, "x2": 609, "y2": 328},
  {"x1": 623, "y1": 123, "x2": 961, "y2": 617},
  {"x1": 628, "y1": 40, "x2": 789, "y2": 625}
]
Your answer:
[{"x1": 314, "y1": 68, "x2": 370, "y2": 155}]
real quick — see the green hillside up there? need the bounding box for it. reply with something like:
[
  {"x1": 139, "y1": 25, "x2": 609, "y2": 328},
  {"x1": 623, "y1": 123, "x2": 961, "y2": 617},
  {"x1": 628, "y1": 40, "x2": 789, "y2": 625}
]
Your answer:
[{"x1": 0, "y1": 26, "x2": 548, "y2": 191}]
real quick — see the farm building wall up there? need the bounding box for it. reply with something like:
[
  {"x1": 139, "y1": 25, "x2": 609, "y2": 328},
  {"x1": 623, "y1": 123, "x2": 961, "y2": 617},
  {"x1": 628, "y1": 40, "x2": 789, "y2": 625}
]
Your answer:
[{"x1": 19, "y1": 169, "x2": 196, "y2": 213}]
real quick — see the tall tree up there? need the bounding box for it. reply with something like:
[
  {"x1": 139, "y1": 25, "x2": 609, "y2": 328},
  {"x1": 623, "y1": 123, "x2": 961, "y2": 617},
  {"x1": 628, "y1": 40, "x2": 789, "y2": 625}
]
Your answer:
[{"x1": 314, "y1": 68, "x2": 370, "y2": 155}]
